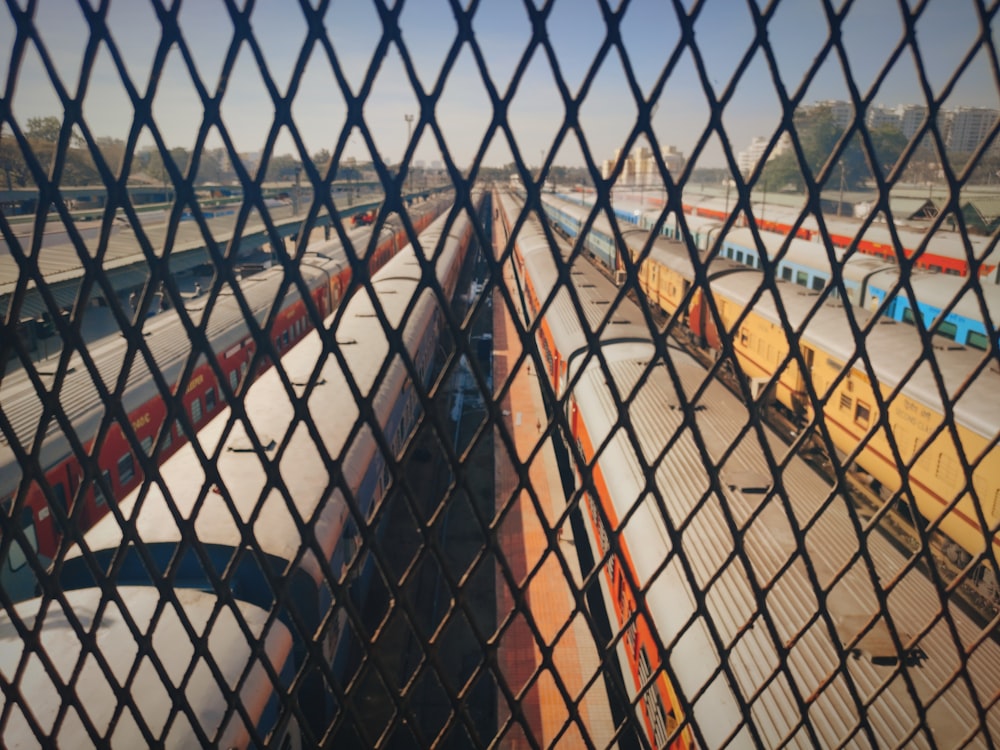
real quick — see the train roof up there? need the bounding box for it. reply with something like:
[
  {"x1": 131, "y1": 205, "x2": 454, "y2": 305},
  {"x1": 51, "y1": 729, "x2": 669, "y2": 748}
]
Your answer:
[
  {"x1": 867, "y1": 268, "x2": 1000, "y2": 324},
  {"x1": 0, "y1": 264, "x2": 323, "y2": 488},
  {"x1": 0, "y1": 207, "x2": 457, "y2": 499},
  {"x1": 571, "y1": 345, "x2": 1000, "y2": 747},
  {"x1": 510, "y1": 198, "x2": 658, "y2": 372},
  {"x1": 560, "y1": 191, "x2": 1000, "y2": 270},
  {"x1": 0, "y1": 586, "x2": 292, "y2": 747},
  {"x1": 722, "y1": 226, "x2": 840, "y2": 271},
  {"x1": 67, "y1": 212, "x2": 471, "y2": 580},
  {"x1": 707, "y1": 271, "x2": 1000, "y2": 438},
  {"x1": 759, "y1": 205, "x2": 1000, "y2": 266}
]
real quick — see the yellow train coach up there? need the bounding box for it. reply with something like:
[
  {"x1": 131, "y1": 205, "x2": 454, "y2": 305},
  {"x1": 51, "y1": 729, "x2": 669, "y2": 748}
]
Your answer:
[{"x1": 676, "y1": 265, "x2": 999, "y2": 565}]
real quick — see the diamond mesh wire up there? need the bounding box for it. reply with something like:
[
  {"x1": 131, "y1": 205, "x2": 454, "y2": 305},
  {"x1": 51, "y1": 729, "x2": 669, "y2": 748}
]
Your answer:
[{"x1": 0, "y1": 0, "x2": 998, "y2": 748}]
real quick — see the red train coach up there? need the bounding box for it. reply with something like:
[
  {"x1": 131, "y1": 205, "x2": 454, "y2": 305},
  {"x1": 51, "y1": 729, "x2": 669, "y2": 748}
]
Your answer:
[{"x1": 0, "y1": 200, "x2": 448, "y2": 599}]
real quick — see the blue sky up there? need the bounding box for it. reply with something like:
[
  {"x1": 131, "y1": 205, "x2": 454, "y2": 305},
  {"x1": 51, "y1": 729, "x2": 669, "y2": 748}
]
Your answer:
[{"x1": 2, "y1": 0, "x2": 997, "y2": 172}]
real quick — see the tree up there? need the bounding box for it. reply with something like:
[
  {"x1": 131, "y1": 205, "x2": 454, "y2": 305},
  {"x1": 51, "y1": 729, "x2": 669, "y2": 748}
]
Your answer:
[
  {"x1": 62, "y1": 147, "x2": 101, "y2": 185},
  {"x1": 867, "y1": 125, "x2": 908, "y2": 180},
  {"x1": 145, "y1": 147, "x2": 191, "y2": 183},
  {"x1": 265, "y1": 153, "x2": 299, "y2": 182},
  {"x1": 94, "y1": 136, "x2": 126, "y2": 175},
  {"x1": 194, "y1": 148, "x2": 227, "y2": 184},
  {"x1": 762, "y1": 107, "x2": 910, "y2": 192},
  {"x1": 312, "y1": 149, "x2": 331, "y2": 173},
  {"x1": 26, "y1": 116, "x2": 62, "y2": 143},
  {"x1": 0, "y1": 125, "x2": 28, "y2": 189}
]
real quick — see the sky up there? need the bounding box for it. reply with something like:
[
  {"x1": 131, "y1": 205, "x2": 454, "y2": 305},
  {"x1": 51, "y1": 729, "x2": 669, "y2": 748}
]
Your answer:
[{"x1": 1, "y1": 0, "x2": 997, "y2": 173}]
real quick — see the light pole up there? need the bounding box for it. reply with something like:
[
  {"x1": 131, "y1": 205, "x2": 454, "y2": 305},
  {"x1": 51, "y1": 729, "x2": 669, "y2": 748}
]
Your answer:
[
  {"x1": 404, "y1": 114, "x2": 414, "y2": 196},
  {"x1": 838, "y1": 161, "x2": 845, "y2": 217},
  {"x1": 761, "y1": 172, "x2": 767, "y2": 224}
]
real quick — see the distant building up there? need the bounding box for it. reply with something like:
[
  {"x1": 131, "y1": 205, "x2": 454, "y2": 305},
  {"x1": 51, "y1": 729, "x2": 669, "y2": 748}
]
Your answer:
[
  {"x1": 896, "y1": 104, "x2": 927, "y2": 139},
  {"x1": 737, "y1": 133, "x2": 791, "y2": 177},
  {"x1": 813, "y1": 99, "x2": 854, "y2": 129},
  {"x1": 803, "y1": 100, "x2": 995, "y2": 155},
  {"x1": 866, "y1": 105, "x2": 899, "y2": 130},
  {"x1": 944, "y1": 107, "x2": 998, "y2": 154},
  {"x1": 601, "y1": 145, "x2": 685, "y2": 186}
]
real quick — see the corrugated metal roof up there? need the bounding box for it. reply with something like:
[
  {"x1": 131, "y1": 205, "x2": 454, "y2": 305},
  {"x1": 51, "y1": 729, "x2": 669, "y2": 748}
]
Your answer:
[
  {"x1": 888, "y1": 197, "x2": 935, "y2": 219},
  {"x1": 1, "y1": 204, "x2": 310, "y2": 320}
]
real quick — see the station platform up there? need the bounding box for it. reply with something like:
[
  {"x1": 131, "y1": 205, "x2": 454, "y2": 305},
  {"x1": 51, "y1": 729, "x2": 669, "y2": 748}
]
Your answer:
[{"x1": 491, "y1": 224, "x2": 615, "y2": 747}]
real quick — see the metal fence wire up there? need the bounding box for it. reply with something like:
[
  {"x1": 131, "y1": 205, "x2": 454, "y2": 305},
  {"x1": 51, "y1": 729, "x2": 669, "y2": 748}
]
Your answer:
[{"x1": 1, "y1": 0, "x2": 999, "y2": 747}]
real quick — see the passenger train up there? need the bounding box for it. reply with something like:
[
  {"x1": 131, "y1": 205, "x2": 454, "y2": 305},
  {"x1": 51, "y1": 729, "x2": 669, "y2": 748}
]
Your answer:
[
  {"x1": 0, "y1": 198, "x2": 448, "y2": 600},
  {"x1": 545, "y1": 195, "x2": 999, "y2": 349},
  {"x1": 497, "y1": 190, "x2": 1000, "y2": 748},
  {"x1": 0, "y1": 200, "x2": 482, "y2": 747},
  {"x1": 594, "y1": 189, "x2": 998, "y2": 278},
  {"x1": 540, "y1": 192, "x2": 1000, "y2": 570}
]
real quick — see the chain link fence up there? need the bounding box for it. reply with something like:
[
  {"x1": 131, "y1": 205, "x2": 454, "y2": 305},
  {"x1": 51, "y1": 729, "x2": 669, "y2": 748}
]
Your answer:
[{"x1": 1, "y1": 0, "x2": 998, "y2": 747}]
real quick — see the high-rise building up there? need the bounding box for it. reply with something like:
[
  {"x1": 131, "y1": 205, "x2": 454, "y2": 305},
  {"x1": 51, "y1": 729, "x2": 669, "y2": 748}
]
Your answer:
[
  {"x1": 895, "y1": 104, "x2": 927, "y2": 139},
  {"x1": 736, "y1": 133, "x2": 792, "y2": 177},
  {"x1": 866, "y1": 105, "x2": 900, "y2": 130},
  {"x1": 944, "y1": 107, "x2": 998, "y2": 153},
  {"x1": 813, "y1": 100, "x2": 854, "y2": 128},
  {"x1": 603, "y1": 146, "x2": 686, "y2": 185}
]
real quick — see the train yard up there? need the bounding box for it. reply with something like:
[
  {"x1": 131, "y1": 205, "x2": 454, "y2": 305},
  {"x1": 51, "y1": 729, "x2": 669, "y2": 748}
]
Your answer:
[{"x1": 1, "y1": 189, "x2": 997, "y2": 747}]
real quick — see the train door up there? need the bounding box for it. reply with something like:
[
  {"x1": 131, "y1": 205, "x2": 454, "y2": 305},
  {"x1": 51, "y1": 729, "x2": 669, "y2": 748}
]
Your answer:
[
  {"x1": 795, "y1": 345, "x2": 816, "y2": 416},
  {"x1": 1, "y1": 503, "x2": 39, "y2": 601},
  {"x1": 50, "y1": 481, "x2": 69, "y2": 534}
]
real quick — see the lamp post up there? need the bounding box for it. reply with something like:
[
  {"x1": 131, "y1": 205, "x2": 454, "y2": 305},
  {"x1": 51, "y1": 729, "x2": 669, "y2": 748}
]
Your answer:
[
  {"x1": 838, "y1": 161, "x2": 845, "y2": 217},
  {"x1": 292, "y1": 162, "x2": 302, "y2": 216},
  {"x1": 760, "y1": 172, "x2": 767, "y2": 225},
  {"x1": 404, "y1": 114, "x2": 414, "y2": 196}
]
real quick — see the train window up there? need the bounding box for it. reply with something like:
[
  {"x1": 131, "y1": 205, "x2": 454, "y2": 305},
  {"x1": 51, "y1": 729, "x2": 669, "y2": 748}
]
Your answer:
[
  {"x1": 162, "y1": 428, "x2": 172, "y2": 451},
  {"x1": 936, "y1": 454, "x2": 958, "y2": 484},
  {"x1": 118, "y1": 453, "x2": 135, "y2": 485},
  {"x1": 811, "y1": 277, "x2": 824, "y2": 291},
  {"x1": 726, "y1": 247, "x2": 734, "y2": 259},
  {"x1": 191, "y1": 397, "x2": 203, "y2": 424},
  {"x1": 51, "y1": 482, "x2": 67, "y2": 514},
  {"x1": 967, "y1": 331, "x2": 988, "y2": 350},
  {"x1": 796, "y1": 271, "x2": 808, "y2": 286},
  {"x1": 283, "y1": 331, "x2": 290, "y2": 347},
  {"x1": 902, "y1": 307, "x2": 916, "y2": 324},
  {"x1": 230, "y1": 370, "x2": 239, "y2": 391},
  {"x1": 7, "y1": 508, "x2": 37, "y2": 571},
  {"x1": 637, "y1": 647, "x2": 670, "y2": 749},
  {"x1": 141, "y1": 437, "x2": 153, "y2": 456},
  {"x1": 736, "y1": 250, "x2": 744, "y2": 263},
  {"x1": 95, "y1": 470, "x2": 111, "y2": 507},
  {"x1": 206, "y1": 388, "x2": 217, "y2": 412},
  {"x1": 854, "y1": 401, "x2": 871, "y2": 428},
  {"x1": 740, "y1": 328, "x2": 750, "y2": 345},
  {"x1": 936, "y1": 321, "x2": 957, "y2": 341},
  {"x1": 781, "y1": 267, "x2": 792, "y2": 281}
]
